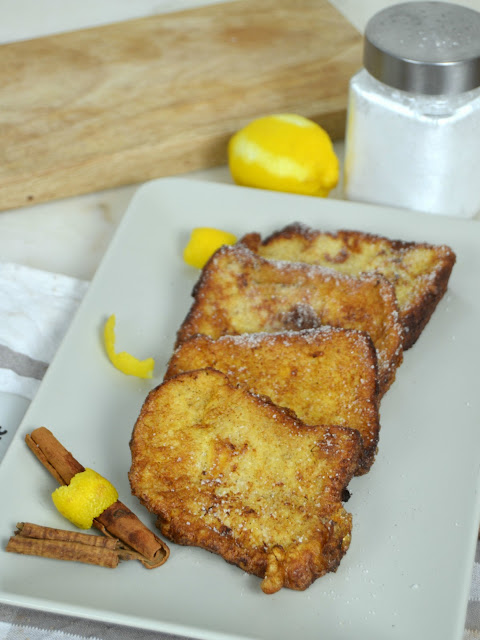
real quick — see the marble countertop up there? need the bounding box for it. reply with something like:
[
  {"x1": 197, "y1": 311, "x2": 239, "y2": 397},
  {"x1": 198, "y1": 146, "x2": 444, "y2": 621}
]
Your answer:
[{"x1": 0, "y1": 0, "x2": 478, "y2": 281}]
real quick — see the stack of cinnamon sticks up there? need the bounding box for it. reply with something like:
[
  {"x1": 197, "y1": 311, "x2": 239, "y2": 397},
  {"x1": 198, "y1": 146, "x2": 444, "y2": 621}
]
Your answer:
[{"x1": 6, "y1": 427, "x2": 169, "y2": 569}]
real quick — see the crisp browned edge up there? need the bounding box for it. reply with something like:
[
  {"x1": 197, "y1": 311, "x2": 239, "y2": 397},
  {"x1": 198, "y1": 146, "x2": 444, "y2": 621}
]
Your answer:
[
  {"x1": 174, "y1": 246, "x2": 223, "y2": 348},
  {"x1": 129, "y1": 368, "x2": 362, "y2": 591},
  {"x1": 175, "y1": 244, "x2": 404, "y2": 398},
  {"x1": 353, "y1": 270, "x2": 403, "y2": 397},
  {"x1": 398, "y1": 247, "x2": 456, "y2": 348},
  {"x1": 165, "y1": 329, "x2": 381, "y2": 476},
  {"x1": 241, "y1": 223, "x2": 457, "y2": 350}
]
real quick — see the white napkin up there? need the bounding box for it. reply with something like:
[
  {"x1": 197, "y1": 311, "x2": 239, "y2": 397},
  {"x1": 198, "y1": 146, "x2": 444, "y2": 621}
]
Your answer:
[
  {"x1": 0, "y1": 262, "x2": 89, "y2": 399},
  {"x1": 0, "y1": 261, "x2": 479, "y2": 639}
]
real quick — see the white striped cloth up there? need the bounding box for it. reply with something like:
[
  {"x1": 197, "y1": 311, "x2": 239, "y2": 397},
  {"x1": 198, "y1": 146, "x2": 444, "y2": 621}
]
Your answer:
[
  {"x1": 0, "y1": 263, "x2": 89, "y2": 400},
  {"x1": 0, "y1": 261, "x2": 479, "y2": 640}
]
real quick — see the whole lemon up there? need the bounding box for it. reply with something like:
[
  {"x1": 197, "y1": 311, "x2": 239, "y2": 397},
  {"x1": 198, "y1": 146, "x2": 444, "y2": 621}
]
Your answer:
[{"x1": 228, "y1": 114, "x2": 339, "y2": 197}]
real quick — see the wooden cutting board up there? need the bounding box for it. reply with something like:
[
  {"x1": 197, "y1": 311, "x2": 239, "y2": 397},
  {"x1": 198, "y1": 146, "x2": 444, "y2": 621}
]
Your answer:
[{"x1": 0, "y1": 0, "x2": 362, "y2": 211}]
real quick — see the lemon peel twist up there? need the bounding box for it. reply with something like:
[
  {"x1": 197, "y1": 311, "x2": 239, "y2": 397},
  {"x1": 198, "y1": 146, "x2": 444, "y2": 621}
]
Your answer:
[
  {"x1": 183, "y1": 227, "x2": 237, "y2": 269},
  {"x1": 52, "y1": 468, "x2": 119, "y2": 530},
  {"x1": 103, "y1": 314, "x2": 154, "y2": 379}
]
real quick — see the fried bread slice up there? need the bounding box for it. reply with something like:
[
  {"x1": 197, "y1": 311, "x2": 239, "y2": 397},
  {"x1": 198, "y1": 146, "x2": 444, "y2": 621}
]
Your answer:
[
  {"x1": 241, "y1": 223, "x2": 456, "y2": 349},
  {"x1": 166, "y1": 328, "x2": 379, "y2": 474},
  {"x1": 176, "y1": 244, "x2": 403, "y2": 396},
  {"x1": 129, "y1": 368, "x2": 362, "y2": 593}
]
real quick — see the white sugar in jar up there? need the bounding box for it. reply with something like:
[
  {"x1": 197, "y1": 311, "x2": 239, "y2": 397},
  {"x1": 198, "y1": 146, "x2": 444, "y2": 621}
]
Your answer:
[{"x1": 344, "y1": 1, "x2": 480, "y2": 218}]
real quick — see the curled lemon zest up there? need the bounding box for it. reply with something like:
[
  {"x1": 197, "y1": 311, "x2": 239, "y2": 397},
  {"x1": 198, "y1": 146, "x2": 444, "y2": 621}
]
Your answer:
[
  {"x1": 52, "y1": 468, "x2": 119, "y2": 529},
  {"x1": 103, "y1": 314, "x2": 154, "y2": 378},
  {"x1": 183, "y1": 227, "x2": 237, "y2": 269}
]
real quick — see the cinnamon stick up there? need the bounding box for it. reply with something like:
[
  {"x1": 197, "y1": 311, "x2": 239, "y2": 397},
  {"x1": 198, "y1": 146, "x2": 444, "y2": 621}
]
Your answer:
[
  {"x1": 7, "y1": 522, "x2": 120, "y2": 568},
  {"x1": 26, "y1": 427, "x2": 169, "y2": 569},
  {"x1": 6, "y1": 522, "x2": 160, "y2": 567},
  {"x1": 25, "y1": 429, "x2": 83, "y2": 485}
]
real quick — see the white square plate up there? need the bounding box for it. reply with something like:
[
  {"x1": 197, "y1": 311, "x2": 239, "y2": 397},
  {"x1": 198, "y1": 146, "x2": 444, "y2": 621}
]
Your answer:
[{"x1": 1, "y1": 178, "x2": 479, "y2": 640}]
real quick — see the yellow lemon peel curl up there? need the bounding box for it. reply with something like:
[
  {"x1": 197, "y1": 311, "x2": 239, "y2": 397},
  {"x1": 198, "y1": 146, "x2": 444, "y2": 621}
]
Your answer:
[
  {"x1": 103, "y1": 314, "x2": 154, "y2": 379},
  {"x1": 183, "y1": 227, "x2": 237, "y2": 269},
  {"x1": 52, "y1": 468, "x2": 119, "y2": 529}
]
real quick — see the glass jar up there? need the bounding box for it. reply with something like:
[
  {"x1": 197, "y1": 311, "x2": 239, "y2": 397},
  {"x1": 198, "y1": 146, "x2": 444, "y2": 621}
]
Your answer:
[{"x1": 344, "y1": 1, "x2": 480, "y2": 218}]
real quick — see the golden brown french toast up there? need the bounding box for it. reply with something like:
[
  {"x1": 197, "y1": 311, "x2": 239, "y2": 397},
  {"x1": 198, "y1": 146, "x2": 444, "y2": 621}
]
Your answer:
[
  {"x1": 176, "y1": 244, "x2": 403, "y2": 396},
  {"x1": 241, "y1": 223, "x2": 456, "y2": 350},
  {"x1": 165, "y1": 328, "x2": 379, "y2": 474},
  {"x1": 129, "y1": 368, "x2": 362, "y2": 593}
]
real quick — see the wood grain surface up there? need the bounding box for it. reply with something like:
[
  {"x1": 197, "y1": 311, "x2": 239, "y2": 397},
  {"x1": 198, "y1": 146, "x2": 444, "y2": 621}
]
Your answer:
[{"x1": 0, "y1": 0, "x2": 362, "y2": 210}]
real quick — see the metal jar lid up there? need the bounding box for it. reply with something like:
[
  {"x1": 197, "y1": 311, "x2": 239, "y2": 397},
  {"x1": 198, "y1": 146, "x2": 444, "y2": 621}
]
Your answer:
[{"x1": 364, "y1": 1, "x2": 480, "y2": 95}]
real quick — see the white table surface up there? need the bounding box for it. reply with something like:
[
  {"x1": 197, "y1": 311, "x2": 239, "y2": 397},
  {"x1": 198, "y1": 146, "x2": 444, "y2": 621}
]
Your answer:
[{"x1": 0, "y1": 0, "x2": 477, "y2": 282}]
